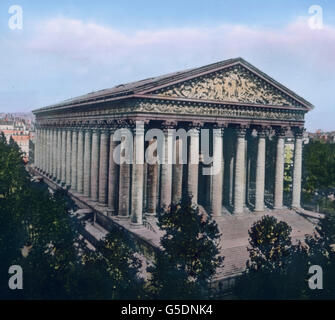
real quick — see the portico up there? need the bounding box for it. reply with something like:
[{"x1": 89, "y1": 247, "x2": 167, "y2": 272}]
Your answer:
[{"x1": 32, "y1": 58, "x2": 313, "y2": 226}]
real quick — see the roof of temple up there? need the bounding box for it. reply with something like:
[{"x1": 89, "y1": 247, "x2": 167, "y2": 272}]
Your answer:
[{"x1": 33, "y1": 57, "x2": 314, "y2": 113}]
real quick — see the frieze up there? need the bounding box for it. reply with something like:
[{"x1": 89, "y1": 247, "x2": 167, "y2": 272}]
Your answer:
[{"x1": 36, "y1": 98, "x2": 305, "y2": 127}]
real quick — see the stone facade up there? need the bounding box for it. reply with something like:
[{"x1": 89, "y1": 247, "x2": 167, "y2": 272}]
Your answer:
[{"x1": 32, "y1": 58, "x2": 313, "y2": 225}]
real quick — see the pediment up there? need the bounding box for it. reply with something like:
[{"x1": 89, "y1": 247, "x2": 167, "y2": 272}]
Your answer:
[{"x1": 147, "y1": 63, "x2": 308, "y2": 109}]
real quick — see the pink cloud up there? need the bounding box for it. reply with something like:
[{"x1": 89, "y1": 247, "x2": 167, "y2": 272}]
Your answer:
[{"x1": 26, "y1": 16, "x2": 335, "y2": 72}]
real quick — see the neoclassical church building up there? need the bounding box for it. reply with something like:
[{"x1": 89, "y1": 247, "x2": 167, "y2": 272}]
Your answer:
[{"x1": 32, "y1": 58, "x2": 315, "y2": 283}]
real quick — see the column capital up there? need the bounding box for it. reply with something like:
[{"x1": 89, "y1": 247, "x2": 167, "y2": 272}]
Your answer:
[
  {"x1": 292, "y1": 127, "x2": 305, "y2": 138},
  {"x1": 275, "y1": 126, "x2": 289, "y2": 138},
  {"x1": 161, "y1": 121, "x2": 177, "y2": 132},
  {"x1": 257, "y1": 126, "x2": 270, "y2": 138},
  {"x1": 213, "y1": 126, "x2": 224, "y2": 137},
  {"x1": 236, "y1": 125, "x2": 248, "y2": 137},
  {"x1": 187, "y1": 121, "x2": 203, "y2": 131}
]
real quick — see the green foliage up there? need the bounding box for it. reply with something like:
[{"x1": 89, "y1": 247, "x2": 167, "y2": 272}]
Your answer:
[
  {"x1": 304, "y1": 211, "x2": 335, "y2": 299},
  {"x1": 234, "y1": 215, "x2": 308, "y2": 299},
  {"x1": 147, "y1": 196, "x2": 223, "y2": 299},
  {"x1": 0, "y1": 135, "x2": 144, "y2": 300},
  {"x1": 303, "y1": 140, "x2": 335, "y2": 195},
  {"x1": 81, "y1": 227, "x2": 145, "y2": 300}
]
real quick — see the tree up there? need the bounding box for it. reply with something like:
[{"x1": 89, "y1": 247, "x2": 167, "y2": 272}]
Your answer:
[
  {"x1": 234, "y1": 215, "x2": 308, "y2": 299},
  {"x1": 304, "y1": 211, "x2": 335, "y2": 299},
  {"x1": 0, "y1": 134, "x2": 28, "y2": 299},
  {"x1": 303, "y1": 140, "x2": 335, "y2": 195},
  {"x1": 147, "y1": 196, "x2": 223, "y2": 299},
  {"x1": 80, "y1": 227, "x2": 145, "y2": 300}
]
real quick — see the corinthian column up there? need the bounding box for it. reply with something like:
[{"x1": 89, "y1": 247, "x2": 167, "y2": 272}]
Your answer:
[
  {"x1": 210, "y1": 126, "x2": 224, "y2": 217},
  {"x1": 146, "y1": 138, "x2": 158, "y2": 216},
  {"x1": 172, "y1": 137, "x2": 183, "y2": 204},
  {"x1": 274, "y1": 128, "x2": 286, "y2": 209},
  {"x1": 71, "y1": 129, "x2": 78, "y2": 191},
  {"x1": 131, "y1": 121, "x2": 145, "y2": 226},
  {"x1": 83, "y1": 129, "x2": 92, "y2": 197},
  {"x1": 66, "y1": 129, "x2": 72, "y2": 188},
  {"x1": 160, "y1": 124, "x2": 174, "y2": 209},
  {"x1": 99, "y1": 130, "x2": 109, "y2": 205},
  {"x1": 48, "y1": 129, "x2": 53, "y2": 177},
  {"x1": 254, "y1": 128, "x2": 267, "y2": 212},
  {"x1": 61, "y1": 129, "x2": 67, "y2": 186},
  {"x1": 118, "y1": 127, "x2": 131, "y2": 218},
  {"x1": 90, "y1": 129, "x2": 100, "y2": 201},
  {"x1": 56, "y1": 129, "x2": 62, "y2": 183},
  {"x1": 107, "y1": 127, "x2": 119, "y2": 216},
  {"x1": 35, "y1": 128, "x2": 40, "y2": 170},
  {"x1": 292, "y1": 128, "x2": 304, "y2": 209},
  {"x1": 77, "y1": 129, "x2": 85, "y2": 194},
  {"x1": 46, "y1": 129, "x2": 51, "y2": 176},
  {"x1": 41, "y1": 128, "x2": 46, "y2": 173},
  {"x1": 188, "y1": 125, "x2": 200, "y2": 204},
  {"x1": 52, "y1": 129, "x2": 57, "y2": 180},
  {"x1": 234, "y1": 126, "x2": 247, "y2": 215}
]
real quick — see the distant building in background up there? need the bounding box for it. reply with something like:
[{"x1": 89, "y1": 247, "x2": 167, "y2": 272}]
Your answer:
[
  {"x1": 308, "y1": 130, "x2": 335, "y2": 143},
  {"x1": 0, "y1": 113, "x2": 35, "y2": 163}
]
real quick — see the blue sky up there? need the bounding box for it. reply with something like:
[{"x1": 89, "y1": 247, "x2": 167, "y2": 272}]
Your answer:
[{"x1": 0, "y1": 0, "x2": 334, "y2": 131}]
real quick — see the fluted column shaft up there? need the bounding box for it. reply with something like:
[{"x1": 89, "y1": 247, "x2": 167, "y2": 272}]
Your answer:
[
  {"x1": 48, "y1": 129, "x2": 53, "y2": 176},
  {"x1": 160, "y1": 127, "x2": 173, "y2": 209},
  {"x1": 274, "y1": 129, "x2": 285, "y2": 209},
  {"x1": 41, "y1": 129, "x2": 46, "y2": 173},
  {"x1": 66, "y1": 130, "x2": 72, "y2": 187},
  {"x1": 210, "y1": 127, "x2": 224, "y2": 217},
  {"x1": 56, "y1": 129, "x2": 62, "y2": 182},
  {"x1": 255, "y1": 129, "x2": 266, "y2": 212},
  {"x1": 35, "y1": 129, "x2": 40, "y2": 169},
  {"x1": 99, "y1": 130, "x2": 109, "y2": 205},
  {"x1": 90, "y1": 130, "x2": 100, "y2": 201},
  {"x1": 108, "y1": 129, "x2": 119, "y2": 216},
  {"x1": 60, "y1": 129, "x2": 67, "y2": 185},
  {"x1": 83, "y1": 130, "x2": 92, "y2": 197},
  {"x1": 118, "y1": 128, "x2": 131, "y2": 218},
  {"x1": 234, "y1": 127, "x2": 246, "y2": 215},
  {"x1": 172, "y1": 138, "x2": 183, "y2": 204},
  {"x1": 45, "y1": 129, "x2": 50, "y2": 175},
  {"x1": 52, "y1": 129, "x2": 57, "y2": 179},
  {"x1": 146, "y1": 139, "x2": 158, "y2": 215},
  {"x1": 71, "y1": 130, "x2": 78, "y2": 190},
  {"x1": 131, "y1": 122, "x2": 145, "y2": 225},
  {"x1": 292, "y1": 129, "x2": 303, "y2": 208},
  {"x1": 188, "y1": 127, "x2": 200, "y2": 204},
  {"x1": 77, "y1": 129, "x2": 85, "y2": 194}
]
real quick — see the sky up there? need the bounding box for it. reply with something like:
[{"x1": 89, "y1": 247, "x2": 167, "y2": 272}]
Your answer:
[{"x1": 0, "y1": 0, "x2": 334, "y2": 131}]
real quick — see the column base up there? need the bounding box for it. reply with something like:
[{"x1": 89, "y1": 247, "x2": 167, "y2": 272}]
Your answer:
[
  {"x1": 107, "y1": 208, "x2": 116, "y2": 217},
  {"x1": 115, "y1": 215, "x2": 130, "y2": 220},
  {"x1": 274, "y1": 206, "x2": 283, "y2": 210},
  {"x1": 130, "y1": 222, "x2": 143, "y2": 229},
  {"x1": 145, "y1": 212, "x2": 156, "y2": 217},
  {"x1": 98, "y1": 202, "x2": 107, "y2": 207}
]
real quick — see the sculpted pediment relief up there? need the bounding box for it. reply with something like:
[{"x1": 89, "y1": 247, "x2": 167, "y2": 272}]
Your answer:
[{"x1": 152, "y1": 65, "x2": 304, "y2": 108}]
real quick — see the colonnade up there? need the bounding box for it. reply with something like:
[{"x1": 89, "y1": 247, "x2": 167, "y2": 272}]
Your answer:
[{"x1": 34, "y1": 122, "x2": 304, "y2": 225}]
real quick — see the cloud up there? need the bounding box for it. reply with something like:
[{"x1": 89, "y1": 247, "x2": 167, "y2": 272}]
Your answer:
[{"x1": 26, "y1": 16, "x2": 335, "y2": 72}]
